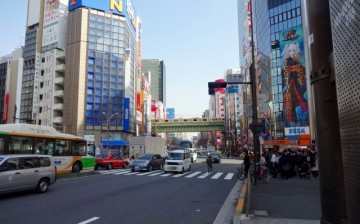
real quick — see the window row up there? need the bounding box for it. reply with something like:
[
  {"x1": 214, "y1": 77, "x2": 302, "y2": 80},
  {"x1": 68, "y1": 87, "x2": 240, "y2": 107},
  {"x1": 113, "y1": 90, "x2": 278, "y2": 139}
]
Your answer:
[
  {"x1": 88, "y1": 51, "x2": 124, "y2": 61},
  {"x1": 89, "y1": 28, "x2": 126, "y2": 40},
  {"x1": 87, "y1": 81, "x2": 123, "y2": 89},
  {"x1": 86, "y1": 103, "x2": 123, "y2": 113},
  {"x1": 89, "y1": 21, "x2": 125, "y2": 33},
  {"x1": 88, "y1": 58, "x2": 124, "y2": 68},
  {"x1": 270, "y1": 16, "x2": 302, "y2": 34},
  {"x1": 86, "y1": 88, "x2": 124, "y2": 97},
  {"x1": 270, "y1": 7, "x2": 301, "y2": 25},
  {"x1": 85, "y1": 118, "x2": 123, "y2": 126},
  {"x1": 88, "y1": 35, "x2": 126, "y2": 47},
  {"x1": 88, "y1": 43, "x2": 125, "y2": 54},
  {"x1": 269, "y1": 0, "x2": 301, "y2": 16},
  {"x1": 87, "y1": 72, "x2": 124, "y2": 82},
  {"x1": 87, "y1": 65, "x2": 124, "y2": 75},
  {"x1": 89, "y1": 14, "x2": 125, "y2": 27}
]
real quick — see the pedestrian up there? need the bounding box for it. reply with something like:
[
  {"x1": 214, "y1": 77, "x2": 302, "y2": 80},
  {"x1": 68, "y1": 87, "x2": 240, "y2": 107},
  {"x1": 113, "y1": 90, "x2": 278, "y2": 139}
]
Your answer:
[
  {"x1": 243, "y1": 150, "x2": 251, "y2": 177},
  {"x1": 206, "y1": 154, "x2": 213, "y2": 173}
]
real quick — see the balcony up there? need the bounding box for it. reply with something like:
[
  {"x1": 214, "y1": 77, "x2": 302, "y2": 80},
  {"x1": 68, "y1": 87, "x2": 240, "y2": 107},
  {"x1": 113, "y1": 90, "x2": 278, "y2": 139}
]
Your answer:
[
  {"x1": 55, "y1": 64, "x2": 65, "y2": 72},
  {"x1": 52, "y1": 116, "x2": 63, "y2": 123},
  {"x1": 53, "y1": 103, "x2": 64, "y2": 110},
  {"x1": 54, "y1": 77, "x2": 64, "y2": 85},
  {"x1": 53, "y1": 90, "x2": 64, "y2": 98},
  {"x1": 55, "y1": 50, "x2": 65, "y2": 60}
]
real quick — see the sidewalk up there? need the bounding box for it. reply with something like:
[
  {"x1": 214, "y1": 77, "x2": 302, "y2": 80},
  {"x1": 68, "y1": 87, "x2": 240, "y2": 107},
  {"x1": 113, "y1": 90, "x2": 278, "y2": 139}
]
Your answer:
[{"x1": 234, "y1": 176, "x2": 321, "y2": 224}]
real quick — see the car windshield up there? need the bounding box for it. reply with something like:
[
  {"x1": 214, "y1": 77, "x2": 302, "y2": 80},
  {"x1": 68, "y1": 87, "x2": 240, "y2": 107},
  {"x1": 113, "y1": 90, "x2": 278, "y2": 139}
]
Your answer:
[
  {"x1": 210, "y1": 153, "x2": 219, "y2": 157},
  {"x1": 138, "y1": 154, "x2": 152, "y2": 160},
  {"x1": 167, "y1": 153, "x2": 183, "y2": 160}
]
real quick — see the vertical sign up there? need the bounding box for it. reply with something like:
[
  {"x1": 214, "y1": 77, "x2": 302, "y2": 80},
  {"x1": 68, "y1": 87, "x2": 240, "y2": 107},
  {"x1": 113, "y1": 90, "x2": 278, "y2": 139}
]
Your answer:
[
  {"x1": 124, "y1": 98, "x2": 130, "y2": 131},
  {"x1": 280, "y1": 25, "x2": 309, "y2": 134}
]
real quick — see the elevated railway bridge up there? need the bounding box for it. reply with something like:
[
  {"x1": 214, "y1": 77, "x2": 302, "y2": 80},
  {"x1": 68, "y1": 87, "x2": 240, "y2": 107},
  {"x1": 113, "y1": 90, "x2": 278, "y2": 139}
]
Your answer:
[{"x1": 151, "y1": 117, "x2": 225, "y2": 133}]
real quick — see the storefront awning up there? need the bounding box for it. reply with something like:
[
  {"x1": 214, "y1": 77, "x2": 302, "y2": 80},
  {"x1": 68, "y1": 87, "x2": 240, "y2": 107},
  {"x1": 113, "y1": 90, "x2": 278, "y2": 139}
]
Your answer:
[{"x1": 101, "y1": 140, "x2": 129, "y2": 147}]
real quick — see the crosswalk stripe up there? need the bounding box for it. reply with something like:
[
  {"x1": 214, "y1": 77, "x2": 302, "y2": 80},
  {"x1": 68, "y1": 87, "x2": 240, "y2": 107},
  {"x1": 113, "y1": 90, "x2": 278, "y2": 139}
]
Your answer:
[
  {"x1": 160, "y1": 173, "x2": 173, "y2": 177},
  {"x1": 148, "y1": 171, "x2": 164, "y2": 176},
  {"x1": 137, "y1": 170, "x2": 162, "y2": 176},
  {"x1": 224, "y1": 173, "x2": 234, "y2": 180},
  {"x1": 172, "y1": 172, "x2": 189, "y2": 177},
  {"x1": 97, "y1": 169, "x2": 127, "y2": 174},
  {"x1": 124, "y1": 172, "x2": 140, "y2": 175},
  {"x1": 211, "y1": 172, "x2": 223, "y2": 179},
  {"x1": 185, "y1": 171, "x2": 201, "y2": 178},
  {"x1": 114, "y1": 171, "x2": 131, "y2": 175},
  {"x1": 197, "y1": 172, "x2": 211, "y2": 179}
]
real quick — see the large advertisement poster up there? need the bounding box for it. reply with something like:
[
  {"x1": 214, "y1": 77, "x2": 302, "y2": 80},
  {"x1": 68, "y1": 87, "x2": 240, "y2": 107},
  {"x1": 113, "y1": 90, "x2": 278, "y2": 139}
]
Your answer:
[{"x1": 280, "y1": 25, "x2": 309, "y2": 131}]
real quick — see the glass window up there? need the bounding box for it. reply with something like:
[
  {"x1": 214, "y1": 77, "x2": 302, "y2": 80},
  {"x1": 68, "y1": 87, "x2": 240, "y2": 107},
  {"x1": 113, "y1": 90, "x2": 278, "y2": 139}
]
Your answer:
[
  {"x1": 9, "y1": 136, "x2": 33, "y2": 154},
  {"x1": 88, "y1": 80, "x2": 94, "y2": 87},
  {"x1": 95, "y1": 66, "x2": 102, "y2": 73},
  {"x1": 95, "y1": 96, "x2": 101, "y2": 103},
  {"x1": 55, "y1": 140, "x2": 71, "y2": 156},
  {"x1": 96, "y1": 52, "x2": 103, "y2": 58},
  {"x1": 111, "y1": 83, "x2": 116, "y2": 88},
  {"x1": 88, "y1": 65, "x2": 94, "y2": 72},
  {"x1": 113, "y1": 26, "x2": 119, "y2": 32},
  {"x1": 104, "y1": 31, "x2": 111, "y2": 38},
  {"x1": 96, "y1": 44, "x2": 103, "y2": 51},
  {"x1": 105, "y1": 24, "x2": 111, "y2": 31},
  {"x1": 95, "y1": 81, "x2": 102, "y2": 88},
  {"x1": 89, "y1": 36, "x2": 96, "y2": 43},
  {"x1": 87, "y1": 96, "x2": 94, "y2": 102},
  {"x1": 90, "y1": 14, "x2": 97, "y2": 21},
  {"x1": 89, "y1": 21, "x2": 96, "y2": 28},
  {"x1": 292, "y1": 9, "x2": 296, "y2": 18},
  {"x1": 103, "y1": 89, "x2": 109, "y2": 95},
  {"x1": 104, "y1": 67, "x2": 110, "y2": 74},
  {"x1": 97, "y1": 16, "x2": 104, "y2": 23},
  {"x1": 104, "y1": 45, "x2": 111, "y2": 52},
  {"x1": 297, "y1": 8, "x2": 301, "y2": 16},
  {"x1": 279, "y1": 14, "x2": 283, "y2": 22},
  {"x1": 110, "y1": 90, "x2": 116, "y2": 96},
  {"x1": 103, "y1": 82, "x2": 109, "y2": 88},
  {"x1": 88, "y1": 58, "x2": 95, "y2": 64},
  {"x1": 95, "y1": 74, "x2": 102, "y2": 80},
  {"x1": 94, "y1": 89, "x2": 101, "y2": 95},
  {"x1": 2, "y1": 158, "x2": 20, "y2": 170},
  {"x1": 288, "y1": 11, "x2": 292, "y2": 19},
  {"x1": 89, "y1": 43, "x2": 96, "y2": 50},
  {"x1": 97, "y1": 30, "x2": 103, "y2": 37},
  {"x1": 296, "y1": 16, "x2": 302, "y2": 25},
  {"x1": 95, "y1": 58, "x2": 102, "y2": 65},
  {"x1": 113, "y1": 19, "x2": 119, "y2": 26},
  {"x1": 87, "y1": 88, "x2": 94, "y2": 94},
  {"x1": 88, "y1": 72, "x2": 94, "y2": 79},
  {"x1": 105, "y1": 17, "x2": 111, "y2": 24}
]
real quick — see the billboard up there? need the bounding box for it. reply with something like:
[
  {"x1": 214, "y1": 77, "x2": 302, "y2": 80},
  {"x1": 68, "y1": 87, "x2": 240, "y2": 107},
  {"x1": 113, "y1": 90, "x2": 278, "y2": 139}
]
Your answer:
[
  {"x1": 68, "y1": 0, "x2": 137, "y2": 35},
  {"x1": 279, "y1": 25, "x2": 309, "y2": 130},
  {"x1": 166, "y1": 108, "x2": 175, "y2": 119},
  {"x1": 123, "y1": 98, "x2": 130, "y2": 131}
]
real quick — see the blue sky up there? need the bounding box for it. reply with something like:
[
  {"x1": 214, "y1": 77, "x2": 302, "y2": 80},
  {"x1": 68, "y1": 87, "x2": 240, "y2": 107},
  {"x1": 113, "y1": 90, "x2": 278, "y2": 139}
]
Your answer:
[{"x1": 0, "y1": 0, "x2": 239, "y2": 118}]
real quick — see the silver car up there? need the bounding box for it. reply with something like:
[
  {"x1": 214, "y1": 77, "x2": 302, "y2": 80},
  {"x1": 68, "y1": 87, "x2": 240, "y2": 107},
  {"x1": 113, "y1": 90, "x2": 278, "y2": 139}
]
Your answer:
[{"x1": 0, "y1": 154, "x2": 57, "y2": 194}]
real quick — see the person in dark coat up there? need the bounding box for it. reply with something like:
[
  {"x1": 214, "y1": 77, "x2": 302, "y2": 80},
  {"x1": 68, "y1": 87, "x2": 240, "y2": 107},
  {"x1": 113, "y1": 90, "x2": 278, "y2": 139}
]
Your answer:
[
  {"x1": 243, "y1": 150, "x2": 251, "y2": 177},
  {"x1": 206, "y1": 154, "x2": 213, "y2": 173}
]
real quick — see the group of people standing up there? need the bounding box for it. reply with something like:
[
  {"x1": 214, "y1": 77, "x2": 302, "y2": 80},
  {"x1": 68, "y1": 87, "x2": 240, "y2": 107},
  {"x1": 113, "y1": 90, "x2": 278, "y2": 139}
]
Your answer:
[{"x1": 241, "y1": 147, "x2": 318, "y2": 180}]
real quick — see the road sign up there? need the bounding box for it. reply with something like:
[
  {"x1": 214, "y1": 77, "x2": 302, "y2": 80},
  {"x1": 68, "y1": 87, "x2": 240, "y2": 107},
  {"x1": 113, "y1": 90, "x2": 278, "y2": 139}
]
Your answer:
[{"x1": 249, "y1": 122, "x2": 265, "y2": 134}]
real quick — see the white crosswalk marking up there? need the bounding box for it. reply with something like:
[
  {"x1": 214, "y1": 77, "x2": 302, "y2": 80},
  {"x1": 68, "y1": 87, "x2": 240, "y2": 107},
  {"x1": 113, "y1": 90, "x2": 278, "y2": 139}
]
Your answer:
[
  {"x1": 197, "y1": 172, "x2": 211, "y2": 179},
  {"x1": 114, "y1": 170, "x2": 131, "y2": 175},
  {"x1": 160, "y1": 173, "x2": 173, "y2": 177},
  {"x1": 211, "y1": 172, "x2": 223, "y2": 179},
  {"x1": 172, "y1": 172, "x2": 190, "y2": 178},
  {"x1": 185, "y1": 171, "x2": 201, "y2": 178},
  {"x1": 97, "y1": 169, "x2": 235, "y2": 180},
  {"x1": 224, "y1": 173, "x2": 234, "y2": 180},
  {"x1": 148, "y1": 171, "x2": 165, "y2": 176},
  {"x1": 137, "y1": 170, "x2": 162, "y2": 176}
]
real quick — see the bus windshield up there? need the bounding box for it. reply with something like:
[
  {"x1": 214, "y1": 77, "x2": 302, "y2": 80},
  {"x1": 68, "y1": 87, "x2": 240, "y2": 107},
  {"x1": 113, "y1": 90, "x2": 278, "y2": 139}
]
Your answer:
[{"x1": 179, "y1": 140, "x2": 192, "y2": 149}]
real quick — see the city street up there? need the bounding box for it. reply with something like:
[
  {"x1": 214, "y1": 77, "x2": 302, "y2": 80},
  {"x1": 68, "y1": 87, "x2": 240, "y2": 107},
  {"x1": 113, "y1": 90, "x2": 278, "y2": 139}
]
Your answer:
[{"x1": 0, "y1": 159, "x2": 242, "y2": 224}]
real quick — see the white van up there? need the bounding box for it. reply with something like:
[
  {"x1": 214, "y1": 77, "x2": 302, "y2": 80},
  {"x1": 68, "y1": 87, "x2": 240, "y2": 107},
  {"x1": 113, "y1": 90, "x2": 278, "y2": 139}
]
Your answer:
[
  {"x1": 164, "y1": 149, "x2": 191, "y2": 173},
  {"x1": 0, "y1": 154, "x2": 57, "y2": 194}
]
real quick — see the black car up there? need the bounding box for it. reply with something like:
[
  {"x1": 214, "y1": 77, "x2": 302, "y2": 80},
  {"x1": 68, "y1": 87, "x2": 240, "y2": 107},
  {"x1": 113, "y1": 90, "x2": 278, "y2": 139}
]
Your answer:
[
  {"x1": 209, "y1": 152, "x2": 221, "y2": 163},
  {"x1": 129, "y1": 153, "x2": 164, "y2": 172}
]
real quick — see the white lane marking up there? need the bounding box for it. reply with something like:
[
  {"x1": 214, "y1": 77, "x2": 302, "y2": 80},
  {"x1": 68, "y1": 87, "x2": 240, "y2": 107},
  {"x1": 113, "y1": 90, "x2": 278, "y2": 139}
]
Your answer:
[
  {"x1": 78, "y1": 217, "x2": 100, "y2": 224},
  {"x1": 211, "y1": 172, "x2": 223, "y2": 179},
  {"x1": 224, "y1": 173, "x2": 234, "y2": 180},
  {"x1": 124, "y1": 172, "x2": 140, "y2": 175},
  {"x1": 185, "y1": 171, "x2": 201, "y2": 178},
  {"x1": 148, "y1": 172, "x2": 165, "y2": 176},
  {"x1": 197, "y1": 172, "x2": 211, "y2": 179},
  {"x1": 172, "y1": 172, "x2": 189, "y2": 177},
  {"x1": 114, "y1": 171, "x2": 131, "y2": 175},
  {"x1": 137, "y1": 170, "x2": 162, "y2": 176},
  {"x1": 98, "y1": 170, "x2": 126, "y2": 174},
  {"x1": 160, "y1": 173, "x2": 173, "y2": 177}
]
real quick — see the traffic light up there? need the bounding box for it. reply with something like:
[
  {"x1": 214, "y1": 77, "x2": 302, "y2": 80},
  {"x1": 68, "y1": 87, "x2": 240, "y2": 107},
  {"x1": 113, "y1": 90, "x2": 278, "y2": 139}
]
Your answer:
[{"x1": 208, "y1": 82, "x2": 227, "y2": 89}]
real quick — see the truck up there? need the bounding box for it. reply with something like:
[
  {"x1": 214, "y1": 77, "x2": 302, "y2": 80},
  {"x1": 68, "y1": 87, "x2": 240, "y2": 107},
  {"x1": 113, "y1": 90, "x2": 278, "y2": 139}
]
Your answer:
[{"x1": 129, "y1": 136, "x2": 166, "y2": 158}]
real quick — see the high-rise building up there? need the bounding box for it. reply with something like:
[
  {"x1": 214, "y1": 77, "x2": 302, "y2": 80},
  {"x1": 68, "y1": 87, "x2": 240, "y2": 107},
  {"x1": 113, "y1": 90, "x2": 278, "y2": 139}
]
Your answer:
[
  {"x1": 65, "y1": 0, "x2": 139, "y2": 147},
  {"x1": 141, "y1": 59, "x2": 166, "y2": 106}
]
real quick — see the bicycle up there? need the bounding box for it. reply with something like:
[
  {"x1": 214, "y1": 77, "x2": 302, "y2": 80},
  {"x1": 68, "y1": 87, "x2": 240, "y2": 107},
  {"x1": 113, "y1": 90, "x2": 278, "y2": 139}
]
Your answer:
[
  {"x1": 249, "y1": 162, "x2": 270, "y2": 185},
  {"x1": 237, "y1": 164, "x2": 246, "y2": 180}
]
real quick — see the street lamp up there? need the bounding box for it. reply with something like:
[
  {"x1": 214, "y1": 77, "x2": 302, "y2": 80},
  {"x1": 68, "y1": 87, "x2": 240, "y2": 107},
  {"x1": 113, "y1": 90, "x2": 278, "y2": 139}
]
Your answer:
[{"x1": 102, "y1": 112, "x2": 118, "y2": 150}]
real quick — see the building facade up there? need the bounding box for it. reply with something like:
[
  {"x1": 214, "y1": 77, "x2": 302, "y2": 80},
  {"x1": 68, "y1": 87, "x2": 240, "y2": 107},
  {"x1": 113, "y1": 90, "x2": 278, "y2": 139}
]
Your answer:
[{"x1": 141, "y1": 59, "x2": 166, "y2": 106}]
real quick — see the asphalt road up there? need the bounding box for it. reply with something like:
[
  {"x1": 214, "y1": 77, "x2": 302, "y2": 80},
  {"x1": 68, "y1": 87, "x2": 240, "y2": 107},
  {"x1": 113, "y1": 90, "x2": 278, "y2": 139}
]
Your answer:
[{"x1": 0, "y1": 158, "x2": 242, "y2": 224}]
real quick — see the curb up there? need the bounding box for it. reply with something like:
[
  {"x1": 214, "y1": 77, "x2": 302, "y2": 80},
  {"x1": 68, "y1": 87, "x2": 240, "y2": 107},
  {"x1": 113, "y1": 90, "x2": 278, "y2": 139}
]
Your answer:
[
  {"x1": 57, "y1": 170, "x2": 99, "y2": 180},
  {"x1": 233, "y1": 178, "x2": 249, "y2": 224}
]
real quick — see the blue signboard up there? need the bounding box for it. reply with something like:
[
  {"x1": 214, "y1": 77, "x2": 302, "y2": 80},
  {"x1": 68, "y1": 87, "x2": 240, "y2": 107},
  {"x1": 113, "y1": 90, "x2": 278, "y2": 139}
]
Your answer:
[
  {"x1": 166, "y1": 108, "x2": 175, "y2": 119},
  {"x1": 124, "y1": 98, "x2": 130, "y2": 131},
  {"x1": 68, "y1": 0, "x2": 137, "y2": 35}
]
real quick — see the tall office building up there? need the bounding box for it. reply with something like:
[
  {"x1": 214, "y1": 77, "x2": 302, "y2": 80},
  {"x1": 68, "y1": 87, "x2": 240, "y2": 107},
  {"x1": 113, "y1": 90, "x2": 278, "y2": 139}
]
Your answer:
[
  {"x1": 141, "y1": 59, "x2": 166, "y2": 106},
  {"x1": 65, "y1": 0, "x2": 138, "y2": 147}
]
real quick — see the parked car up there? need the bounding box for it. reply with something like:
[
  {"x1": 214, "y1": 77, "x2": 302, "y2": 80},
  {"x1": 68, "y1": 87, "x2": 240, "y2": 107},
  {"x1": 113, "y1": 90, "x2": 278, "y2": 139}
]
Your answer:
[
  {"x1": 210, "y1": 152, "x2": 221, "y2": 163},
  {"x1": 0, "y1": 154, "x2": 57, "y2": 194},
  {"x1": 95, "y1": 153, "x2": 130, "y2": 170},
  {"x1": 130, "y1": 153, "x2": 164, "y2": 172}
]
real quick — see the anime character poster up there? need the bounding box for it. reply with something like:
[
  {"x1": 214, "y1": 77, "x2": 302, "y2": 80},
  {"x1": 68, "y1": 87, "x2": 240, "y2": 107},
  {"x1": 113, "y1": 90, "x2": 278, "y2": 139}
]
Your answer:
[{"x1": 280, "y1": 25, "x2": 309, "y2": 128}]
